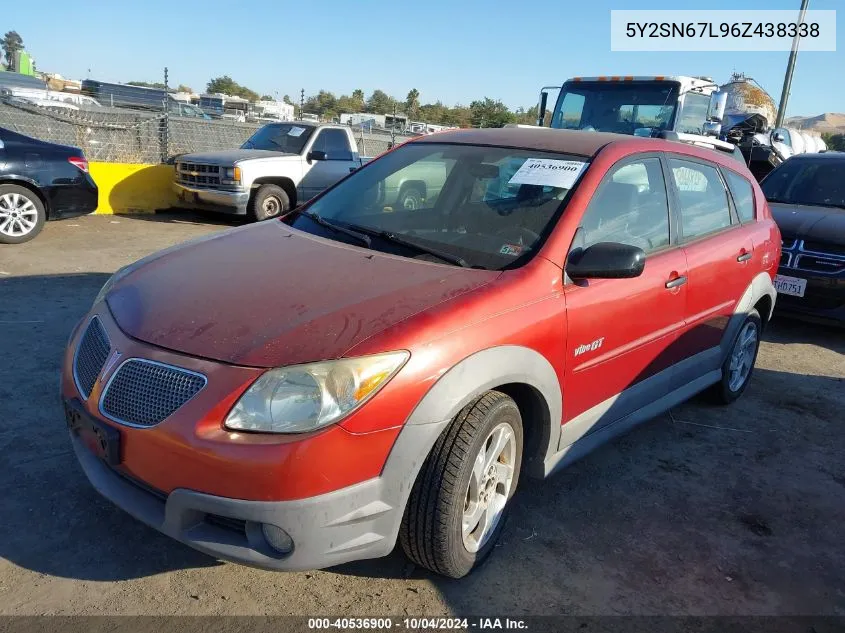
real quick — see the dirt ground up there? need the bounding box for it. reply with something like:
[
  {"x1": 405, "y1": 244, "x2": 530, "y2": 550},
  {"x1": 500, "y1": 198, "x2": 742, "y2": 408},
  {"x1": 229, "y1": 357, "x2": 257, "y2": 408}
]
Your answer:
[{"x1": 1, "y1": 213, "x2": 843, "y2": 617}]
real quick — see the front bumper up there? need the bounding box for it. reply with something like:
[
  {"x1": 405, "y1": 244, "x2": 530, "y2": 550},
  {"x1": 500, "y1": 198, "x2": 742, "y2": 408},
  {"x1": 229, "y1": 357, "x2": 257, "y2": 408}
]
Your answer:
[
  {"x1": 775, "y1": 267, "x2": 845, "y2": 326},
  {"x1": 62, "y1": 307, "x2": 449, "y2": 570},
  {"x1": 70, "y1": 414, "x2": 446, "y2": 570},
  {"x1": 173, "y1": 182, "x2": 249, "y2": 215}
]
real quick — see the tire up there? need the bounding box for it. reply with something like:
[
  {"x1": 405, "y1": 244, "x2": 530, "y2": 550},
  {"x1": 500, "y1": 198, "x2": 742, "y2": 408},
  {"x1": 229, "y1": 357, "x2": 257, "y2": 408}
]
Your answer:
[
  {"x1": 0, "y1": 184, "x2": 46, "y2": 244},
  {"x1": 248, "y1": 184, "x2": 289, "y2": 222},
  {"x1": 400, "y1": 390, "x2": 523, "y2": 578},
  {"x1": 708, "y1": 309, "x2": 762, "y2": 404},
  {"x1": 397, "y1": 185, "x2": 424, "y2": 211}
]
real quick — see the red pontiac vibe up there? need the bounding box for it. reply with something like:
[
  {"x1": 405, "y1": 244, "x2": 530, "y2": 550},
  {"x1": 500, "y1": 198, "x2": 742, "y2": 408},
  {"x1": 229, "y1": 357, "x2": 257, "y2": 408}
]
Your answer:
[{"x1": 62, "y1": 128, "x2": 780, "y2": 578}]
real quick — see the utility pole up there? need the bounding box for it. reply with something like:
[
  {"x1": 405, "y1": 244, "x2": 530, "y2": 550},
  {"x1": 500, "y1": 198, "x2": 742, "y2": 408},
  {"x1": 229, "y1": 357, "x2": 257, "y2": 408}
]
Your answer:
[
  {"x1": 161, "y1": 67, "x2": 169, "y2": 162},
  {"x1": 391, "y1": 101, "x2": 397, "y2": 148},
  {"x1": 300, "y1": 88, "x2": 305, "y2": 121},
  {"x1": 775, "y1": 0, "x2": 810, "y2": 129}
]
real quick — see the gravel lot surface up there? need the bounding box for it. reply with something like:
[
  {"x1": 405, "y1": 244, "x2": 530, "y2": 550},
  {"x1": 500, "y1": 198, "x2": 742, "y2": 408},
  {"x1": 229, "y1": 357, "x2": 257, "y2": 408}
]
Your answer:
[{"x1": 1, "y1": 214, "x2": 843, "y2": 617}]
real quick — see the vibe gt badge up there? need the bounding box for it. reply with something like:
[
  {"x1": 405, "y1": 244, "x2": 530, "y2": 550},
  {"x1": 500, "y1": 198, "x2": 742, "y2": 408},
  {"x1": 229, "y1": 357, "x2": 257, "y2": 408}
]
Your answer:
[{"x1": 574, "y1": 337, "x2": 605, "y2": 357}]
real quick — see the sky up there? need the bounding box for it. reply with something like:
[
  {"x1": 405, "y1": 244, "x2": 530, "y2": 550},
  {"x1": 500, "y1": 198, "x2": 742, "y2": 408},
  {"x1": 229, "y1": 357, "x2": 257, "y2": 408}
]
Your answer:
[{"x1": 6, "y1": 0, "x2": 844, "y2": 117}]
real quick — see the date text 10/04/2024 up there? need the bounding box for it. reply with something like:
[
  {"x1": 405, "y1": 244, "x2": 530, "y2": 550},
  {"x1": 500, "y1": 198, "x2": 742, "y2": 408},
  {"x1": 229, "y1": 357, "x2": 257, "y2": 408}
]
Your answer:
[{"x1": 307, "y1": 618, "x2": 528, "y2": 630}]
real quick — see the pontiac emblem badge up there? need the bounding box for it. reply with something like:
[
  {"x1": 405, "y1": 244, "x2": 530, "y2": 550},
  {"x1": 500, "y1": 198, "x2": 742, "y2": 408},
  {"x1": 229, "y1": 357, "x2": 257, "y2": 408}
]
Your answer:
[{"x1": 102, "y1": 350, "x2": 123, "y2": 377}]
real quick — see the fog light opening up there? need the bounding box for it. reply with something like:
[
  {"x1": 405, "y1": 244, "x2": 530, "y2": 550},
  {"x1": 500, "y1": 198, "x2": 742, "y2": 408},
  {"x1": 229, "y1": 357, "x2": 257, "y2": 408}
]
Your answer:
[{"x1": 262, "y1": 523, "x2": 294, "y2": 555}]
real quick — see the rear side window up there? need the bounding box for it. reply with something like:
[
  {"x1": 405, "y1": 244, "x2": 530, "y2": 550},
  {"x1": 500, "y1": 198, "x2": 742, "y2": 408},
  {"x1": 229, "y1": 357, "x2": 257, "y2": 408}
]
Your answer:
[
  {"x1": 669, "y1": 158, "x2": 732, "y2": 240},
  {"x1": 580, "y1": 157, "x2": 670, "y2": 254},
  {"x1": 724, "y1": 170, "x2": 755, "y2": 223}
]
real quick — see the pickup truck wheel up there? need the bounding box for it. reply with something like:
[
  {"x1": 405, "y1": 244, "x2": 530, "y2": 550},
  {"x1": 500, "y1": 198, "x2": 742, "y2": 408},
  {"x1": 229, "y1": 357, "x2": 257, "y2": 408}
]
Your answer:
[
  {"x1": 249, "y1": 184, "x2": 289, "y2": 222},
  {"x1": 398, "y1": 185, "x2": 424, "y2": 211},
  {"x1": 400, "y1": 390, "x2": 523, "y2": 578},
  {"x1": 709, "y1": 309, "x2": 762, "y2": 404},
  {"x1": 0, "y1": 185, "x2": 46, "y2": 244}
]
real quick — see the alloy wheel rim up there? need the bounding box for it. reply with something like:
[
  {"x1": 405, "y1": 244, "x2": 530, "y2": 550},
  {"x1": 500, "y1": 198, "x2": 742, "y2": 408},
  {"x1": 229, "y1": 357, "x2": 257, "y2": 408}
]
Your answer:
[
  {"x1": 0, "y1": 193, "x2": 38, "y2": 237},
  {"x1": 462, "y1": 422, "x2": 516, "y2": 553},
  {"x1": 728, "y1": 321, "x2": 758, "y2": 392}
]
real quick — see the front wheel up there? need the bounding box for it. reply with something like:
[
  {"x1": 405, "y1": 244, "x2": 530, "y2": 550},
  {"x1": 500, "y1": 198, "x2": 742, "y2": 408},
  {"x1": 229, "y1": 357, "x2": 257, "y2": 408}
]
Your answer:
[
  {"x1": 709, "y1": 309, "x2": 762, "y2": 404},
  {"x1": 248, "y1": 184, "x2": 290, "y2": 222},
  {"x1": 400, "y1": 390, "x2": 523, "y2": 578}
]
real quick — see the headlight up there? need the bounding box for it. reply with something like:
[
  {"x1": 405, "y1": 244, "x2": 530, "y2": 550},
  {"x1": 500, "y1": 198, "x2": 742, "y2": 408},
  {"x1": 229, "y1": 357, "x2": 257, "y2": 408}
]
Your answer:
[
  {"x1": 224, "y1": 351, "x2": 409, "y2": 434},
  {"x1": 222, "y1": 166, "x2": 241, "y2": 184}
]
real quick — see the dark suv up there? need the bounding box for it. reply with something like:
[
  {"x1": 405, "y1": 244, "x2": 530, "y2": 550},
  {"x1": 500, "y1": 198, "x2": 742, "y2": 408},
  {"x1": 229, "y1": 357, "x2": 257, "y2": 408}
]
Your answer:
[{"x1": 763, "y1": 152, "x2": 845, "y2": 325}]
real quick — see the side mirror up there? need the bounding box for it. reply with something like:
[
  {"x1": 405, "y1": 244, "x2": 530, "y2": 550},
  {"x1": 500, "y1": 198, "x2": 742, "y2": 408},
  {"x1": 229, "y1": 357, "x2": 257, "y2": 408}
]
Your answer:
[
  {"x1": 567, "y1": 242, "x2": 646, "y2": 280},
  {"x1": 772, "y1": 131, "x2": 785, "y2": 143},
  {"x1": 307, "y1": 150, "x2": 327, "y2": 162},
  {"x1": 707, "y1": 90, "x2": 727, "y2": 123},
  {"x1": 538, "y1": 91, "x2": 549, "y2": 127}
]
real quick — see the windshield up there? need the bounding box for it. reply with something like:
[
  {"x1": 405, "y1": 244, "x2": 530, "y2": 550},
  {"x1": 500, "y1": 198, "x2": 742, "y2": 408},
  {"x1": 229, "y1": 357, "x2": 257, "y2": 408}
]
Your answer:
[
  {"x1": 551, "y1": 81, "x2": 679, "y2": 136},
  {"x1": 288, "y1": 143, "x2": 589, "y2": 270},
  {"x1": 762, "y1": 159, "x2": 845, "y2": 209},
  {"x1": 242, "y1": 123, "x2": 315, "y2": 152}
]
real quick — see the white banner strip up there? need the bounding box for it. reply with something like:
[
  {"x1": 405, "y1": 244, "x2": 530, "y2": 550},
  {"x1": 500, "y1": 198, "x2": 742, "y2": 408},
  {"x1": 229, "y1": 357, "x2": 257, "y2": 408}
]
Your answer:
[{"x1": 610, "y1": 10, "x2": 836, "y2": 52}]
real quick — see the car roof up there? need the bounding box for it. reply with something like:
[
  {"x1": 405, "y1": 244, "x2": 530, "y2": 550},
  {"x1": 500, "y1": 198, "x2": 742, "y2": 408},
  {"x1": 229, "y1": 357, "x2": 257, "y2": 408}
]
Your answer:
[
  {"x1": 783, "y1": 151, "x2": 845, "y2": 161},
  {"x1": 411, "y1": 127, "x2": 745, "y2": 169}
]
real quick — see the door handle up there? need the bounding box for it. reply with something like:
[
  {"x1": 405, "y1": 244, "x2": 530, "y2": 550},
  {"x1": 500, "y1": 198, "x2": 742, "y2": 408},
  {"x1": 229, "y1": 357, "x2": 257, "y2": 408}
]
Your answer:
[
  {"x1": 665, "y1": 275, "x2": 688, "y2": 289},
  {"x1": 737, "y1": 252, "x2": 752, "y2": 262}
]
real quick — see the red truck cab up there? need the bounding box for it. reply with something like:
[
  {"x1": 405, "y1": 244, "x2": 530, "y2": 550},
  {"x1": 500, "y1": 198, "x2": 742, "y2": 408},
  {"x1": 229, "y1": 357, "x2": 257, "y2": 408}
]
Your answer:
[{"x1": 62, "y1": 128, "x2": 779, "y2": 578}]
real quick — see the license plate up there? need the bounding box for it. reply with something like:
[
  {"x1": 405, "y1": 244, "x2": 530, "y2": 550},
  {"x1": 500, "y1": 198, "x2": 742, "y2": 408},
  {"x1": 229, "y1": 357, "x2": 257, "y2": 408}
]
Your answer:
[
  {"x1": 65, "y1": 401, "x2": 121, "y2": 465},
  {"x1": 774, "y1": 274, "x2": 807, "y2": 297}
]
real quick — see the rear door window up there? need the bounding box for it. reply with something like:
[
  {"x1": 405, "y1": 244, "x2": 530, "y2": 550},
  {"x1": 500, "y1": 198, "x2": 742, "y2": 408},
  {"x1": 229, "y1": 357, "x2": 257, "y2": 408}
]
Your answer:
[
  {"x1": 723, "y1": 169, "x2": 755, "y2": 223},
  {"x1": 668, "y1": 158, "x2": 733, "y2": 240}
]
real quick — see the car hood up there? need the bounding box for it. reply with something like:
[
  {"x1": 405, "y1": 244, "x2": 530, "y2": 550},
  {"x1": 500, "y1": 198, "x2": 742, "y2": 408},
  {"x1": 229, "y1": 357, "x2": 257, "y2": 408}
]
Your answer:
[
  {"x1": 176, "y1": 149, "x2": 297, "y2": 164},
  {"x1": 770, "y1": 202, "x2": 845, "y2": 247},
  {"x1": 106, "y1": 222, "x2": 498, "y2": 367}
]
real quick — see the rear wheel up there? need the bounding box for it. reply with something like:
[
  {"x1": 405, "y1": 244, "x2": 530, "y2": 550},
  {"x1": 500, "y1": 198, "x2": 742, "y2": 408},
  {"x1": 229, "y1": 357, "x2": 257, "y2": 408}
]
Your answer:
[
  {"x1": 399, "y1": 390, "x2": 523, "y2": 578},
  {"x1": 248, "y1": 184, "x2": 289, "y2": 222},
  {"x1": 709, "y1": 309, "x2": 762, "y2": 404},
  {"x1": 0, "y1": 184, "x2": 46, "y2": 244}
]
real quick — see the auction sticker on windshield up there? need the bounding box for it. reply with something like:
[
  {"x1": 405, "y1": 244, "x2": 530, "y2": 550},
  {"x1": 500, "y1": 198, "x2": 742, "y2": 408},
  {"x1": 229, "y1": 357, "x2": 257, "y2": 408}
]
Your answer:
[
  {"x1": 508, "y1": 159, "x2": 587, "y2": 189},
  {"x1": 288, "y1": 126, "x2": 306, "y2": 137}
]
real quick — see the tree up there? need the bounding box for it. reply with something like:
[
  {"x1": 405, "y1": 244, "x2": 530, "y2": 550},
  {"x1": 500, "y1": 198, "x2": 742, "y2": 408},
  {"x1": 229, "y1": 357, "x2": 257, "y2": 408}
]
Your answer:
[
  {"x1": 405, "y1": 88, "x2": 420, "y2": 121},
  {"x1": 2, "y1": 31, "x2": 24, "y2": 70},
  {"x1": 822, "y1": 133, "x2": 845, "y2": 151},
  {"x1": 260, "y1": 94, "x2": 274, "y2": 101},
  {"x1": 283, "y1": 94, "x2": 293, "y2": 105},
  {"x1": 367, "y1": 89, "x2": 395, "y2": 115},
  {"x1": 176, "y1": 84, "x2": 193, "y2": 93},
  {"x1": 351, "y1": 89, "x2": 365, "y2": 110},
  {"x1": 303, "y1": 90, "x2": 338, "y2": 117},
  {"x1": 206, "y1": 75, "x2": 260, "y2": 102},
  {"x1": 128, "y1": 81, "x2": 166, "y2": 89},
  {"x1": 469, "y1": 97, "x2": 515, "y2": 128},
  {"x1": 514, "y1": 105, "x2": 539, "y2": 125}
]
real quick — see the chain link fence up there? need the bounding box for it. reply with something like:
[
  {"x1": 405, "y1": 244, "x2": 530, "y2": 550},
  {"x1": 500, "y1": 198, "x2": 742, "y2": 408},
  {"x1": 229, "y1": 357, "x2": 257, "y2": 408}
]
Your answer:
[{"x1": 0, "y1": 97, "x2": 411, "y2": 163}]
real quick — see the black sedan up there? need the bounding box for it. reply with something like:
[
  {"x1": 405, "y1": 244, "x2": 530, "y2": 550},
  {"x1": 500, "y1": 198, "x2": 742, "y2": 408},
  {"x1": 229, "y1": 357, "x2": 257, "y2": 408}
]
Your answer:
[
  {"x1": 0, "y1": 128, "x2": 98, "y2": 244},
  {"x1": 762, "y1": 152, "x2": 845, "y2": 325}
]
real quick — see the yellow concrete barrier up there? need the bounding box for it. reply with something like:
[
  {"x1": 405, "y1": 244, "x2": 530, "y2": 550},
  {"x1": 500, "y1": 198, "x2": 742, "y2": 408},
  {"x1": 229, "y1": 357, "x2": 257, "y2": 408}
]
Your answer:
[{"x1": 89, "y1": 162, "x2": 178, "y2": 214}]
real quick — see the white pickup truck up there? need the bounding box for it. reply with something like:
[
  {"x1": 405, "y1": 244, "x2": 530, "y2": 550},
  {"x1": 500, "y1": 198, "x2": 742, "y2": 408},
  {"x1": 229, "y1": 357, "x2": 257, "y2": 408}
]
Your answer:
[{"x1": 173, "y1": 123, "x2": 370, "y2": 221}]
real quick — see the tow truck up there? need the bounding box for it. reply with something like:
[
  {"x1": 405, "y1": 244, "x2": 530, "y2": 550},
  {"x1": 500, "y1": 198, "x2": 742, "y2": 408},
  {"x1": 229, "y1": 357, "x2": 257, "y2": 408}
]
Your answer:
[{"x1": 534, "y1": 75, "x2": 783, "y2": 180}]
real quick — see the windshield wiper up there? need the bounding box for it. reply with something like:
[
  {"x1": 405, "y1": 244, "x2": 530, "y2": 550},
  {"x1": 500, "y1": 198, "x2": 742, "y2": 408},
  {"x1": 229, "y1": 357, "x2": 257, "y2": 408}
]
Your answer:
[
  {"x1": 348, "y1": 225, "x2": 469, "y2": 267},
  {"x1": 296, "y1": 210, "x2": 371, "y2": 247}
]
